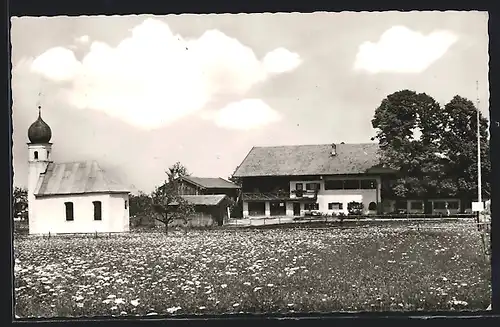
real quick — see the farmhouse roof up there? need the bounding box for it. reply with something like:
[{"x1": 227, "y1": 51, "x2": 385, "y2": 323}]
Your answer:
[
  {"x1": 168, "y1": 194, "x2": 229, "y2": 206},
  {"x1": 178, "y1": 176, "x2": 240, "y2": 189},
  {"x1": 233, "y1": 143, "x2": 384, "y2": 177},
  {"x1": 34, "y1": 160, "x2": 130, "y2": 197}
]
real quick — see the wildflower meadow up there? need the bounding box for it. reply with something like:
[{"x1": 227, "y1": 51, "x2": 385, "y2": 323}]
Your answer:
[{"x1": 14, "y1": 220, "x2": 491, "y2": 318}]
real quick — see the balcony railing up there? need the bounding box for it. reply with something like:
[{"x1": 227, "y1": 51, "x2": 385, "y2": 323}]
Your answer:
[
  {"x1": 242, "y1": 189, "x2": 318, "y2": 201},
  {"x1": 291, "y1": 189, "x2": 318, "y2": 199},
  {"x1": 242, "y1": 192, "x2": 292, "y2": 201}
]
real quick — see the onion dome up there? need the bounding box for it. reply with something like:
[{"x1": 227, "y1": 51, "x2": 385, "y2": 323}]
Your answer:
[{"x1": 28, "y1": 106, "x2": 52, "y2": 144}]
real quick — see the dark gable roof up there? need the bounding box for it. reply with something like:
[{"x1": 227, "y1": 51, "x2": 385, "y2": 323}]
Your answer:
[
  {"x1": 233, "y1": 143, "x2": 382, "y2": 177},
  {"x1": 179, "y1": 176, "x2": 240, "y2": 189},
  {"x1": 169, "y1": 194, "x2": 228, "y2": 206},
  {"x1": 34, "y1": 160, "x2": 130, "y2": 197}
]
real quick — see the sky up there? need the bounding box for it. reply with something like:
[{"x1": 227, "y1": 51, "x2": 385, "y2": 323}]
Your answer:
[{"x1": 11, "y1": 11, "x2": 489, "y2": 194}]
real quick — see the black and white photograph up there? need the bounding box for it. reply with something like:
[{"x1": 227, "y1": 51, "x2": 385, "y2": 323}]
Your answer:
[{"x1": 11, "y1": 10, "x2": 492, "y2": 318}]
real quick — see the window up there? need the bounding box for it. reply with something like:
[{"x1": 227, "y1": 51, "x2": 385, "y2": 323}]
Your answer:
[
  {"x1": 448, "y1": 201, "x2": 459, "y2": 210},
  {"x1": 343, "y1": 180, "x2": 360, "y2": 190},
  {"x1": 433, "y1": 201, "x2": 446, "y2": 210},
  {"x1": 306, "y1": 183, "x2": 320, "y2": 191},
  {"x1": 410, "y1": 201, "x2": 423, "y2": 210},
  {"x1": 396, "y1": 200, "x2": 407, "y2": 210},
  {"x1": 65, "y1": 202, "x2": 74, "y2": 221},
  {"x1": 93, "y1": 201, "x2": 102, "y2": 220},
  {"x1": 304, "y1": 203, "x2": 319, "y2": 211},
  {"x1": 360, "y1": 179, "x2": 377, "y2": 189},
  {"x1": 47, "y1": 151, "x2": 50, "y2": 158},
  {"x1": 34, "y1": 151, "x2": 38, "y2": 160},
  {"x1": 295, "y1": 183, "x2": 303, "y2": 191},
  {"x1": 368, "y1": 202, "x2": 377, "y2": 211},
  {"x1": 124, "y1": 200, "x2": 128, "y2": 209},
  {"x1": 324, "y1": 180, "x2": 343, "y2": 190},
  {"x1": 328, "y1": 202, "x2": 343, "y2": 210}
]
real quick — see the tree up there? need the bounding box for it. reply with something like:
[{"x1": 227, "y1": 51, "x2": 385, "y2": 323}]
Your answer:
[
  {"x1": 167, "y1": 161, "x2": 190, "y2": 181},
  {"x1": 13, "y1": 187, "x2": 28, "y2": 220},
  {"x1": 371, "y1": 90, "x2": 444, "y2": 198},
  {"x1": 129, "y1": 191, "x2": 153, "y2": 227},
  {"x1": 372, "y1": 90, "x2": 490, "y2": 207},
  {"x1": 439, "y1": 95, "x2": 491, "y2": 202},
  {"x1": 151, "y1": 163, "x2": 195, "y2": 234},
  {"x1": 228, "y1": 166, "x2": 243, "y2": 218}
]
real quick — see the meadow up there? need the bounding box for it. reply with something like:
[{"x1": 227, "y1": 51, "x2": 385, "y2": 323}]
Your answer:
[{"x1": 13, "y1": 220, "x2": 491, "y2": 318}]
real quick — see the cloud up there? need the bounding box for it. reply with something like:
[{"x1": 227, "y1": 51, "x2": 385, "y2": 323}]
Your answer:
[
  {"x1": 353, "y1": 25, "x2": 458, "y2": 74},
  {"x1": 263, "y1": 47, "x2": 302, "y2": 74},
  {"x1": 29, "y1": 18, "x2": 302, "y2": 130},
  {"x1": 31, "y1": 47, "x2": 82, "y2": 81},
  {"x1": 212, "y1": 99, "x2": 282, "y2": 130},
  {"x1": 75, "y1": 35, "x2": 90, "y2": 44}
]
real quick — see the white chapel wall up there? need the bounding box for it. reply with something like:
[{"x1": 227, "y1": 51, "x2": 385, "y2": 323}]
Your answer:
[{"x1": 33, "y1": 193, "x2": 129, "y2": 234}]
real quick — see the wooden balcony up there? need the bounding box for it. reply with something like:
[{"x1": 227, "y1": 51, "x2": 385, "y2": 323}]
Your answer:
[
  {"x1": 291, "y1": 189, "x2": 318, "y2": 199},
  {"x1": 242, "y1": 190, "x2": 318, "y2": 202}
]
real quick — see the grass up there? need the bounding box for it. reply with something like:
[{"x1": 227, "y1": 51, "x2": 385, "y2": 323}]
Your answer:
[{"x1": 13, "y1": 219, "x2": 491, "y2": 318}]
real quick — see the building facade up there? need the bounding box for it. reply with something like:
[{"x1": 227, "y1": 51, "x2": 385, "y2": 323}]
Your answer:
[
  {"x1": 233, "y1": 142, "x2": 469, "y2": 218},
  {"x1": 26, "y1": 107, "x2": 131, "y2": 235},
  {"x1": 233, "y1": 143, "x2": 392, "y2": 218},
  {"x1": 175, "y1": 176, "x2": 240, "y2": 202}
]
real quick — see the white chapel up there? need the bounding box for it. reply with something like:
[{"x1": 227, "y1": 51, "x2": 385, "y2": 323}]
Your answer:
[{"x1": 26, "y1": 106, "x2": 131, "y2": 235}]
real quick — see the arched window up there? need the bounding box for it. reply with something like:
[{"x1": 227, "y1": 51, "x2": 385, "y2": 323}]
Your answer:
[
  {"x1": 93, "y1": 201, "x2": 102, "y2": 220},
  {"x1": 47, "y1": 151, "x2": 50, "y2": 159},
  {"x1": 34, "y1": 151, "x2": 38, "y2": 160},
  {"x1": 124, "y1": 200, "x2": 128, "y2": 209},
  {"x1": 368, "y1": 202, "x2": 377, "y2": 211}
]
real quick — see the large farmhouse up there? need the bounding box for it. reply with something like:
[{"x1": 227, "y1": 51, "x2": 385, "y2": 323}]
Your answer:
[
  {"x1": 26, "y1": 107, "x2": 131, "y2": 235},
  {"x1": 232, "y1": 143, "x2": 468, "y2": 218}
]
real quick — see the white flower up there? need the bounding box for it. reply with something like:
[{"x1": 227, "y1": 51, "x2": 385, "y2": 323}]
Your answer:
[
  {"x1": 130, "y1": 299, "x2": 140, "y2": 307},
  {"x1": 166, "y1": 306, "x2": 181, "y2": 314}
]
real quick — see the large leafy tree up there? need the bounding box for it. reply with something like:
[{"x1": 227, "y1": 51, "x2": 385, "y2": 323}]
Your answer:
[
  {"x1": 439, "y1": 95, "x2": 490, "y2": 200},
  {"x1": 151, "y1": 163, "x2": 195, "y2": 234},
  {"x1": 372, "y1": 90, "x2": 444, "y2": 198},
  {"x1": 372, "y1": 90, "x2": 490, "y2": 204}
]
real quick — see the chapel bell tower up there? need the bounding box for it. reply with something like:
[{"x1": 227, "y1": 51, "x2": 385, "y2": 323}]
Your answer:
[{"x1": 27, "y1": 106, "x2": 53, "y2": 229}]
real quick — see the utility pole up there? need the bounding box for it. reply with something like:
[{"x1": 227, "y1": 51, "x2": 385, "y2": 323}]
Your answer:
[{"x1": 476, "y1": 81, "x2": 482, "y2": 228}]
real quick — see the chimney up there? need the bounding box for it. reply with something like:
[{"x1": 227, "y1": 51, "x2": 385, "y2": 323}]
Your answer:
[{"x1": 330, "y1": 143, "x2": 337, "y2": 156}]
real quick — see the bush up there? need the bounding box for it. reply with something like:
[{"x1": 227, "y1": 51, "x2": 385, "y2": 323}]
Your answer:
[{"x1": 347, "y1": 201, "x2": 364, "y2": 215}]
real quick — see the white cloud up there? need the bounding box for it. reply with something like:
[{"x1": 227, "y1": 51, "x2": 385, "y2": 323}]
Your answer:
[
  {"x1": 75, "y1": 35, "x2": 90, "y2": 44},
  {"x1": 263, "y1": 47, "x2": 302, "y2": 74},
  {"x1": 353, "y1": 25, "x2": 458, "y2": 74},
  {"x1": 212, "y1": 99, "x2": 282, "y2": 130},
  {"x1": 31, "y1": 47, "x2": 82, "y2": 81},
  {"x1": 29, "y1": 18, "x2": 301, "y2": 130}
]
